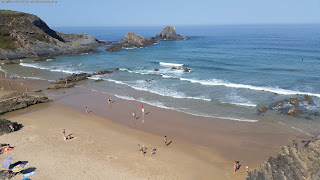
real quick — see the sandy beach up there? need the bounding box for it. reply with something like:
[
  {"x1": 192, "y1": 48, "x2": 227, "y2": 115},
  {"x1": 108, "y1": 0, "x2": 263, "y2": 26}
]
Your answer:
[{"x1": 0, "y1": 71, "x2": 311, "y2": 179}]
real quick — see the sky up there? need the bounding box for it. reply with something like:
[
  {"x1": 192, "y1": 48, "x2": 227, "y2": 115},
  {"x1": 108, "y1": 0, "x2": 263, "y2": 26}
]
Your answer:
[{"x1": 1, "y1": 0, "x2": 320, "y2": 27}]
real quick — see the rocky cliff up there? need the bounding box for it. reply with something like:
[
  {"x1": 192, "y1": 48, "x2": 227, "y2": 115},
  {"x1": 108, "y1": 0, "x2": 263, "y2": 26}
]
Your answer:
[
  {"x1": 0, "y1": 10, "x2": 105, "y2": 60},
  {"x1": 107, "y1": 32, "x2": 156, "y2": 52},
  {"x1": 247, "y1": 138, "x2": 320, "y2": 180},
  {"x1": 155, "y1": 26, "x2": 187, "y2": 40}
]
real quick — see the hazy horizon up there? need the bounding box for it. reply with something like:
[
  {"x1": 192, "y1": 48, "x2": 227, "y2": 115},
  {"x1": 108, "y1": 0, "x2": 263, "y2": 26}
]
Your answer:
[{"x1": 1, "y1": 0, "x2": 320, "y2": 27}]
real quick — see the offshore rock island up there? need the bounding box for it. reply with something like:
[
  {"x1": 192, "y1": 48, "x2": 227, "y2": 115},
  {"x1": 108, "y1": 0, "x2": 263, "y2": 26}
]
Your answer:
[
  {"x1": 0, "y1": 10, "x2": 105, "y2": 60},
  {"x1": 107, "y1": 26, "x2": 187, "y2": 52}
]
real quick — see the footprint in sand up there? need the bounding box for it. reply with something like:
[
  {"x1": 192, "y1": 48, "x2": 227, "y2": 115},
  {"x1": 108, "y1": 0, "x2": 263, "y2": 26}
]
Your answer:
[{"x1": 87, "y1": 140, "x2": 94, "y2": 144}]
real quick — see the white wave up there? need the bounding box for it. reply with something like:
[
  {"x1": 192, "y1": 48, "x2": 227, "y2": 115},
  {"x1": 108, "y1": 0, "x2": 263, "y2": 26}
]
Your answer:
[
  {"x1": 88, "y1": 76, "x2": 103, "y2": 80},
  {"x1": 46, "y1": 59, "x2": 54, "y2": 61},
  {"x1": 104, "y1": 78, "x2": 127, "y2": 85},
  {"x1": 24, "y1": 76, "x2": 48, "y2": 81},
  {"x1": 115, "y1": 95, "x2": 135, "y2": 101},
  {"x1": 160, "y1": 62, "x2": 184, "y2": 67},
  {"x1": 222, "y1": 102, "x2": 257, "y2": 107},
  {"x1": 161, "y1": 74, "x2": 174, "y2": 78},
  {"x1": 137, "y1": 98, "x2": 172, "y2": 110},
  {"x1": 20, "y1": 63, "x2": 51, "y2": 70},
  {"x1": 180, "y1": 78, "x2": 320, "y2": 97}
]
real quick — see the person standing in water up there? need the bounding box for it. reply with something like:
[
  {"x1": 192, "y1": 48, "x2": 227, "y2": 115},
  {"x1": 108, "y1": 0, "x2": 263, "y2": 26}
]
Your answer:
[
  {"x1": 85, "y1": 107, "x2": 88, "y2": 114},
  {"x1": 108, "y1": 97, "x2": 112, "y2": 109},
  {"x1": 141, "y1": 105, "x2": 145, "y2": 120}
]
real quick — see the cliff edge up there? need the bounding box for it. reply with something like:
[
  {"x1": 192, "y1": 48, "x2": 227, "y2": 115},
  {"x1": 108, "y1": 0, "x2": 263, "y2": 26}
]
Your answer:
[
  {"x1": 0, "y1": 10, "x2": 105, "y2": 60},
  {"x1": 247, "y1": 138, "x2": 320, "y2": 180}
]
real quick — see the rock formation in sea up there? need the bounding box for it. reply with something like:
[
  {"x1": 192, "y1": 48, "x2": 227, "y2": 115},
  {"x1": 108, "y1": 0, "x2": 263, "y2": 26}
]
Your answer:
[
  {"x1": 247, "y1": 138, "x2": 320, "y2": 180},
  {"x1": 106, "y1": 32, "x2": 156, "y2": 52},
  {"x1": 0, "y1": 92, "x2": 51, "y2": 115},
  {"x1": 0, "y1": 10, "x2": 105, "y2": 60},
  {"x1": 257, "y1": 95, "x2": 316, "y2": 117},
  {"x1": 48, "y1": 73, "x2": 91, "y2": 89},
  {"x1": 155, "y1": 26, "x2": 187, "y2": 40},
  {"x1": 106, "y1": 26, "x2": 187, "y2": 52}
]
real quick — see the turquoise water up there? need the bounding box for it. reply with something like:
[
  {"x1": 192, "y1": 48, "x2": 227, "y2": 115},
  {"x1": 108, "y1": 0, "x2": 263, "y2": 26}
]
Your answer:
[{"x1": 2, "y1": 25, "x2": 320, "y2": 134}]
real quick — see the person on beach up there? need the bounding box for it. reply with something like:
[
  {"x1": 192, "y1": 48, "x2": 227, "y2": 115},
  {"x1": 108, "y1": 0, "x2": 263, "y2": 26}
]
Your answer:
[
  {"x1": 63, "y1": 129, "x2": 66, "y2": 137},
  {"x1": 246, "y1": 166, "x2": 249, "y2": 173},
  {"x1": 164, "y1": 136, "x2": 168, "y2": 146},
  {"x1": 137, "y1": 144, "x2": 140, "y2": 150},
  {"x1": 132, "y1": 112, "x2": 136, "y2": 120},
  {"x1": 234, "y1": 161, "x2": 237, "y2": 172},
  {"x1": 9, "y1": 125, "x2": 14, "y2": 132},
  {"x1": 25, "y1": 87, "x2": 28, "y2": 96},
  {"x1": 108, "y1": 97, "x2": 112, "y2": 109},
  {"x1": 85, "y1": 107, "x2": 88, "y2": 114},
  {"x1": 150, "y1": 147, "x2": 156, "y2": 155},
  {"x1": 140, "y1": 149, "x2": 145, "y2": 157},
  {"x1": 141, "y1": 105, "x2": 144, "y2": 119}
]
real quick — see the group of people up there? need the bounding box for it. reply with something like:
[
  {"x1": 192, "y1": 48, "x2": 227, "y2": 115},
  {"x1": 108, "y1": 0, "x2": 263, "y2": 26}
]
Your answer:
[
  {"x1": 234, "y1": 161, "x2": 249, "y2": 173},
  {"x1": 137, "y1": 136, "x2": 169, "y2": 157}
]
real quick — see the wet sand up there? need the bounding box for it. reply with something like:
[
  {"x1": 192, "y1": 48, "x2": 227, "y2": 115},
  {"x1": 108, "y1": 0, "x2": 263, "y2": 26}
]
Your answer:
[{"x1": 0, "y1": 70, "x2": 311, "y2": 179}]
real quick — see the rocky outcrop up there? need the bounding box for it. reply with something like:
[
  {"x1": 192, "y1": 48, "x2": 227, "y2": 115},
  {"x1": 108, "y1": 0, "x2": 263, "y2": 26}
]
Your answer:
[
  {"x1": 155, "y1": 26, "x2": 187, "y2": 40},
  {"x1": 48, "y1": 73, "x2": 90, "y2": 89},
  {"x1": 0, "y1": 10, "x2": 105, "y2": 60},
  {"x1": 257, "y1": 95, "x2": 316, "y2": 117},
  {"x1": 93, "y1": 70, "x2": 113, "y2": 75},
  {"x1": 0, "y1": 92, "x2": 51, "y2": 115},
  {"x1": 247, "y1": 139, "x2": 320, "y2": 180},
  {"x1": 106, "y1": 26, "x2": 187, "y2": 52},
  {"x1": 0, "y1": 118, "x2": 22, "y2": 136},
  {"x1": 106, "y1": 32, "x2": 156, "y2": 52}
]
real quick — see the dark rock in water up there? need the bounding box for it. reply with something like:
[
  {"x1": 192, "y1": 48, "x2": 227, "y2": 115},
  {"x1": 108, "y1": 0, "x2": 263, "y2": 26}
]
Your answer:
[
  {"x1": 114, "y1": 68, "x2": 120, "y2": 71},
  {"x1": 34, "y1": 89, "x2": 43, "y2": 93},
  {"x1": 287, "y1": 108, "x2": 299, "y2": 116},
  {"x1": 54, "y1": 73, "x2": 91, "y2": 84},
  {"x1": 93, "y1": 70, "x2": 113, "y2": 75},
  {"x1": 48, "y1": 73, "x2": 90, "y2": 89},
  {"x1": 154, "y1": 69, "x2": 159, "y2": 71},
  {"x1": 0, "y1": 92, "x2": 51, "y2": 115},
  {"x1": 145, "y1": 79, "x2": 154, "y2": 82},
  {"x1": 183, "y1": 68, "x2": 191, "y2": 72},
  {"x1": 34, "y1": 56, "x2": 55, "y2": 61},
  {"x1": 0, "y1": 60, "x2": 18, "y2": 65},
  {"x1": 303, "y1": 95, "x2": 314, "y2": 105},
  {"x1": 0, "y1": 118, "x2": 22, "y2": 136},
  {"x1": 289, "y1": 98, "x2": 299, "y2": 106},
  {"x1": 171, "y1": 67, "x2": 177, "y2": 70},
  {"x1": 155, "y1": 26, "x2": 187, "y2": 40},
  {"x1": 95, "y1": 78, "x2": 103, "y2": 82},
  {"x1": 258, "y1": 106, "x2": 268, "y2": 114},
  {"x1": 247, "y1": 139, "x2": 320, "y2": 180},
  {"x1": 0, "y1": 170, "x2": 16, "y2": 179},
  {"x1": 106, "y1": 32, "x2": 156, "y2": 52},
  {"x1": 0, "y1": 10, "x2": 105, "y2": 60},
  {"x1": 47, "y1": 83, "x2": 75, "y2": 89}
]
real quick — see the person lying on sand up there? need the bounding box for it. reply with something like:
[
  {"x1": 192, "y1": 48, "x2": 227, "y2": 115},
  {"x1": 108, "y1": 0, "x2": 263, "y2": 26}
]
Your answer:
[
  {"x1": 64, "y1": 135, "x2": 73, "y2": 140},
  {"x1": 1, "y1": 145, "x2": 14, "y2": 152},
  {"x1": 9, "y1": 125, "x2": 14, "y2": 132},
  {"x1": 150, "y1": 147, "x2": 156, "y2": 155}
]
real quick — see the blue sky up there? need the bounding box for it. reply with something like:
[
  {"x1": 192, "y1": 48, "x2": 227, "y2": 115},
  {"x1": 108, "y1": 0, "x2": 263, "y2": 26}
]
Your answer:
[{"x1": 1, "y1": 0, "x2": 320, "y2": 27}]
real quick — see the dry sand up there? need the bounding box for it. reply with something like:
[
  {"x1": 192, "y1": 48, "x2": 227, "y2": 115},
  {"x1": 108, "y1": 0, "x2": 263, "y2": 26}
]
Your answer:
[{"x1": 1, "y1": 105, "x2": 232, "y2": 180}]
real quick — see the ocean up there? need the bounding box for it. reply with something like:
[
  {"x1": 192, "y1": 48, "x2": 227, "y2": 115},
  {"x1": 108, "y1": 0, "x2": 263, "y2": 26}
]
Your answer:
[{"x1": 2, "y1": 24, "x2": 320, "y2": 135}]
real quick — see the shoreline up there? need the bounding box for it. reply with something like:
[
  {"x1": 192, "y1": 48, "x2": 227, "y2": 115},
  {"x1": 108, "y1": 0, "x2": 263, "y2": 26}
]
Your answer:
[{"x1": 0, "y1": 70, "x2": 311, "y2": 179}]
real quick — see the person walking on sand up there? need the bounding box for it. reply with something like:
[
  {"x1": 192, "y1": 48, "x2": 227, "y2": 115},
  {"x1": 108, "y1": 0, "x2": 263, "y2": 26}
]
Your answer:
[
  {"x1": 132, "y1": 112, "x2": 136, "y2": 120},
  {"x1": 164, "y1": 136, "x2": 168, "y2": 146},
  {"x1": 108, "y1": 97, "x2": 112, "y2": 109},
  {"x1": 63, "y1": 129, "x2": 66, "y2": 137},
  {"x1": 234, "y1": 161, "x2": 237, "y2": 172},
  {"x1": 85, "y1": 107, "x2": 88, "y2": 114},
  {"x1": 246, "y1": 166, "x2": 249, "y2": 173}
]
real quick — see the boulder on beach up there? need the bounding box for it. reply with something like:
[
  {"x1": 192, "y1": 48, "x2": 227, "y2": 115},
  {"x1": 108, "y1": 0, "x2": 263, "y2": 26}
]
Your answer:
[
  {"x1": 0, "y1": 118, "x2": 22, "y2": 135},
  {"x1": 54, "y1": 73, "x2": 91, "y2": 84},
  {"x1": 289, "y1": 98, "x2": 299, "y2": 106},
  {"x1": 303, "y1": 95, "x2": 314, "y2": 105},
  {"x1": 95, "y1": 78, "x2": 103, "y2": 82}
]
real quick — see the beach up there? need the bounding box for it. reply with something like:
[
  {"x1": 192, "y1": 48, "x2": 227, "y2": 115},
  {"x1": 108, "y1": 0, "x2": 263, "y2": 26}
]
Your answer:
[{"x1": 0, "y1": 70, "x2": 311, "y2": 180}]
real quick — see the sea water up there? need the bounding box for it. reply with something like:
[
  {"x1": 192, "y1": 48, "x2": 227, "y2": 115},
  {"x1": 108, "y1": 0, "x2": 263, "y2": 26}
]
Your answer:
[{"x1": 2, "y1": 25, "x2": 320, "y2": 135}]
